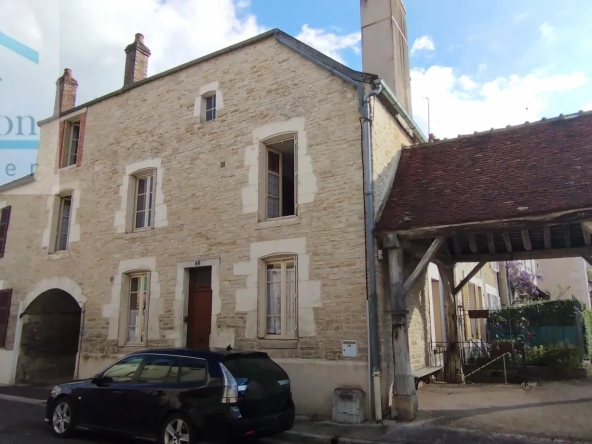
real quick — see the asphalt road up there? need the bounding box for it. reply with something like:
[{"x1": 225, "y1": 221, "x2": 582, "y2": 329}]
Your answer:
[{"x1": 0, "y1": 398, "x2": 585, "y2": 444}]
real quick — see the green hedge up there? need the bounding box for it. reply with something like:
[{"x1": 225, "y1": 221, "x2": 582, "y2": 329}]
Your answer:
[
  {"x1": 487, "y1": 300, "x2": 583, "y2": 329},
  {"x1": 584, "y1": 310, "x2": 592, "y2": 358}
]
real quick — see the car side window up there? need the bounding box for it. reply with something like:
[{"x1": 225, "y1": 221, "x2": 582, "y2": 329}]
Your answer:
[
  {"x1": 102, "y1": 355, "x2": 144, "y2": 383},
  {"x1": 179, "y1": 357, "x2": 208, "y2": 383},
  {"x1": 137, "y1": 355, "x2": 180, "y2": 384}
]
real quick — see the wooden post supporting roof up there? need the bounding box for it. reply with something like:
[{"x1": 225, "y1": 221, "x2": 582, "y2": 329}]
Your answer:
[
  {"x1": 385, "y1": 235, "x2": 417, "y2": 421},
  {"x1": 437, "y1": 263, "x2": 463, "y2": 383}
]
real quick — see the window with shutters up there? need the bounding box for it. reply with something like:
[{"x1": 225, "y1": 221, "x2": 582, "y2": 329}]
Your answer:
[
  {"x1": 0, "y1": 289, "x2": 12, "y2": 348},
  {"x1": 0, "y1": 206, "x2": 11, "y2": 258},
  {"x1": 258, "y1": 255, "x2": 297, "y2": 339},
  {"x1": 258, "y1": 134, "x2": 297, "y2": 222}
]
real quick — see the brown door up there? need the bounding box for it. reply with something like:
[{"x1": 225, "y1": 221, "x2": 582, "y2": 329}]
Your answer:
[{"x1": 186, "y1": 267, "x2": 213, "y2": 350}]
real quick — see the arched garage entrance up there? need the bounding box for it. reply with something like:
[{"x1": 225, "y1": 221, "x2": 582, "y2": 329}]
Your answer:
[{"x1": 16, "y1": 289, "x2": 82, "y2": 384}]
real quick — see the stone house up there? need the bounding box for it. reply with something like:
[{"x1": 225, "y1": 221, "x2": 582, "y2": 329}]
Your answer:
[{"x1": 0, "y1": 2, "x2": 436, "y2": 419}]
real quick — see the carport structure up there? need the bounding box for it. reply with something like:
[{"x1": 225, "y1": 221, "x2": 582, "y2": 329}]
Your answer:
[{"x1": 375, "y1": 110, "x2": 592, "y2": 421}]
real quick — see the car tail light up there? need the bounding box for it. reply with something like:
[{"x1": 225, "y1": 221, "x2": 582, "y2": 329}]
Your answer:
[{"x1": 220, "y1": 363, "x2": 238, "y2": 404}]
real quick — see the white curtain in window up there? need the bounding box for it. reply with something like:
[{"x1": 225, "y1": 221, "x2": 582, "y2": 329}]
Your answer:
[
  {"x1": 267, "y1": 266, "x2": 281, "y2": 334},
  {"x1": 286, "y1": 264, "x2": 296, "y2": 336}
]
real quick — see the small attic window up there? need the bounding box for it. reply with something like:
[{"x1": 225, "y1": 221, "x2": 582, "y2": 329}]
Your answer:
[{"x1": 205, "y1": 95, "x2": 216, "y2": 121}]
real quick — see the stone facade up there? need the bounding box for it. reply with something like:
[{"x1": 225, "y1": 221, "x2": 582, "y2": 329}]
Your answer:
[{"x1": 0, "y1": 32, "x2": 423, "y2": 417}]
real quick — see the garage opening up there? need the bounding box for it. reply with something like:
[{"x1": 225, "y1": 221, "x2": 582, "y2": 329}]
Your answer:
[{"x1": 16, "y1": 289, "x2": 82, "y2": 385}]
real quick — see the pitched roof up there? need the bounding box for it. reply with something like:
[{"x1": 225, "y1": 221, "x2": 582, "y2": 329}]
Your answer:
[
  {"x1": 38, "y1": 29, "x2": 378, "y2": 126},
  {"x1": 376, "y1": 110, "x2": 592, "y2": 232}
]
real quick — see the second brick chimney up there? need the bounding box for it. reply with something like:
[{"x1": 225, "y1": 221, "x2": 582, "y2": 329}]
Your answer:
[
  {"x1": 123, "y1": 33, "x2": 151, "y2": 87},
  {"x1": 54, "y1": 68, "x2": 78, "y2": 115}
]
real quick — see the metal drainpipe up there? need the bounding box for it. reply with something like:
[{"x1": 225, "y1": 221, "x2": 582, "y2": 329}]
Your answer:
[{"x1": 362, "y1": 82, "x2": 383, "y2": 422}]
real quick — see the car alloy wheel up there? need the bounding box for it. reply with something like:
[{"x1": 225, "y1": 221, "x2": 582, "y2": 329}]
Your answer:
[
  {"x1": 163, "y1": 416, "x2": 192, "y2": 444},
  {"x1": 51, "y1": 399, "x2": 74, "y2": 437}
]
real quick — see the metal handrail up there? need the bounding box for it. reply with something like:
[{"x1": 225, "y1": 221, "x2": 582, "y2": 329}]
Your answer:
[{"x1": 463, "y1": 352, "x2": 511, "y2": 384}]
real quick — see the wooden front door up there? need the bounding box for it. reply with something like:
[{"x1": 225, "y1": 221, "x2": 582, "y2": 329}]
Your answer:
[{"x1": 186, "y1": 267, "x2": 213, "y2": 350}]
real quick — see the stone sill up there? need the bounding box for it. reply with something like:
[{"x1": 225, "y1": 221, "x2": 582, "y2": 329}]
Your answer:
[
  {"x1": 257, "y1": 339, "x2": 299, "y2": 349},
  {"x1": 48, "y1": 250, "x2": 69, "y2": 261},
  {"x1": 255, "y1": 216, "x2": 300, "y2": 230}
]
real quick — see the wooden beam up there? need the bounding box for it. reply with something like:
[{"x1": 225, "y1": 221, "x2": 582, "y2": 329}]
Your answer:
[
  {"x1": 521, "y1": 230, "x2": 532, "y2": 251},
  {"x1": 387, "y1": 243, "x2": 417, "y2": 421},
  {"x1": 401, "y1": 241, "x2": 449, "y2": 266},
  {"x1": 452, "y1": 236, "x2": 462, "y2": 255},
  {"x1": 403, "y1": 237, "x2": 445, "y2": 296},
  {"x1": 543, "y1": 227, "x2": 552, "y2": 249},
  {"x1": 564, "y1": 225, "x2": 571, "y2": 248},
  {"x1": 453, "y1": 262, "x2": 487, "y2": 295},
  {"x1": 377, "y1": 207, "x2": 592, "y2": 240},
  {"x1": 503, "y1": 232, "x2": 513, "y2": 253},
  {"x1": 468, "y1": 234, "x2": 477, "y2": 254},
  {"x1": 450, "y1": 246, "x2": 592, "y2": 263},
  {"x1": 582, "y1": 222, "x2": 592, "y2": 246},
  {"x1": 487, "y1": 233, "x2": 496, "y2": 254}
]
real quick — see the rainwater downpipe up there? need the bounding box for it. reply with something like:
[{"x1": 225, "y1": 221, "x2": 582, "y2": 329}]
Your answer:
[{"x1": 362, "y1": 82, "x2": 383, "y2": 422}]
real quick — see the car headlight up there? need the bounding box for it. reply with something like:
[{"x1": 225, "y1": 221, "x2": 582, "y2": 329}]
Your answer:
[{"x1": 51, "y1": 386, "x2": 61, "y2": 397}]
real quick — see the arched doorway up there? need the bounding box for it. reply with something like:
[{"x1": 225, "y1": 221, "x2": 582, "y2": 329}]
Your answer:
[{"x1": 16, "y1": 289, "x2": 82, "y2": 385}]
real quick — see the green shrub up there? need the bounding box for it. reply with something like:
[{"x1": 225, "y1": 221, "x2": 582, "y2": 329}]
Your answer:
[
  {"x1": 526, "y1": 343, "x2": 581, "y2": 367},
  {"x1": 583, "y1": 310, "x2": 592, "y2": 358}
]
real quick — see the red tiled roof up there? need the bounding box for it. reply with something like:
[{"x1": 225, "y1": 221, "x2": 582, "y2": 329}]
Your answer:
[{"x1": 376, "y1": 111, "x2": 592, "y2": 232}]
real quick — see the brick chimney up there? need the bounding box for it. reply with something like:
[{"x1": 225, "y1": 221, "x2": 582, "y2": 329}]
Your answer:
[
  {"x1": 54, "y1": 68, "x2": 78, "y2": 115},
  {"x1": 123, "y1": 33, "x2": 151, "y2": 87}
]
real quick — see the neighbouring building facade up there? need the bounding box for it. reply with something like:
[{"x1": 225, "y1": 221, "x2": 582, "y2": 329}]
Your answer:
[
  {"x1": 0, "y1": 2, "x2": 438, "y2": 419},
  {"x1": 536, "y1": 258, "x2": 591, "y2": 308}
]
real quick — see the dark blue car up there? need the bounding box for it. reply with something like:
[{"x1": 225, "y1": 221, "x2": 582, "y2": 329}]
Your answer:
[{"x1": 45, "y1": 348, "x2": 295, "y2": 443}]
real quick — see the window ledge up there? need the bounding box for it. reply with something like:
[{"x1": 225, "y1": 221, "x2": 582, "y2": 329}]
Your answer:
[
  {"x1": 58, "y1": 164, "x2": 77, "y2": 172},
  {"x1": 48, "y1": 250, "x2": 69, "y2": 261},
  {"x1": 123, "y1": 228, "x2": 154, "y2": 237},
  {"x1": 257, "y1": 339, "x2": 298, "y2": 349},
  {"x1": 256, "y1": 216, "x2": 300, "y2": 230}
]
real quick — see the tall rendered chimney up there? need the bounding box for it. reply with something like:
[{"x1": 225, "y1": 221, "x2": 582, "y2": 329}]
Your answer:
[
  {"x1": 360, "y1": 0, "x2": 412, "y2": 115},
  {"x1": 123, "y1": 33, "x2": 151, "y2": 87},
  {"x1": 54, "y1": 68, "x2": 78, "y2": 115}
]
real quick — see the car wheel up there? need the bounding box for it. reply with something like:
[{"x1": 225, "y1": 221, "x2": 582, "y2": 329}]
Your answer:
[
  {"x1": 161, "y1": 412, "x2": 197, "y2": 444},
  {"x1": 50, "y1": 397, "x2": 76, "y2": 438}
]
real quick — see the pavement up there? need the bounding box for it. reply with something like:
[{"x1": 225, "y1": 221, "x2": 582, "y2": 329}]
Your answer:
[{"x1": 0, "y1": 382, "x2": 591, "y2": 444}]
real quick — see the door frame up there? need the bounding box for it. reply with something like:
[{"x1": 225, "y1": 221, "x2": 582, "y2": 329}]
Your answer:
[{"x1": 174, "y1": 257, "x2": 220, "y2": 349}]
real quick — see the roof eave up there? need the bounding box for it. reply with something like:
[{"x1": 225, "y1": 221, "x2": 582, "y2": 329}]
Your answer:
[{"x1": 0, "y1": 174, "x2": 35, "y2": 193}]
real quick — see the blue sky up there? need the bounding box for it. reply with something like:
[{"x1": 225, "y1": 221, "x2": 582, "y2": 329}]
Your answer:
[{"x1": 1, "y1": 0, "x2": 591, "y2": 185}]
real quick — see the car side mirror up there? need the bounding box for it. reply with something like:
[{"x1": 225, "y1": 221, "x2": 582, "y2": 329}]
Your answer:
[{"x1": 91, "y1": 375, "x2": 113, "y2": 386}]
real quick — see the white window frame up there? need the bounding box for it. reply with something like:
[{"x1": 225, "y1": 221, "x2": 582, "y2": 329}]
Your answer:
[
  {"x1": 205, "y1": 94, "x2": 216, "y2": 121},
  {"x1": 54, "y1": 194, "x2": 72, "y2": 252},
  {"x1": 125, "y1": 272, "x2": 150, "y2": 346},
  {"x1": 259, "y1": 134, "x2": 298, "y2": 222},
  {"x1": 132, "y1": 172, "x2": 156, "y2": 231},
  {"x1": 258, "y1": 255, "x2": 298, "y2": 339},
  {"x1": 60, "y1": 120, "x2": 81, "y2": 168}
]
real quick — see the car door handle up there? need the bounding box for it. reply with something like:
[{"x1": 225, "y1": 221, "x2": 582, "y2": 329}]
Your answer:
[{"x1": 151, "y1": 390, "x2": 165, "y2": 397}]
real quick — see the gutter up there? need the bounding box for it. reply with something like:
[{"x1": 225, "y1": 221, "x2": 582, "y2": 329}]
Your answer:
[{"x1": 375, "y1": 79, "x2": 427, "y2": 143}]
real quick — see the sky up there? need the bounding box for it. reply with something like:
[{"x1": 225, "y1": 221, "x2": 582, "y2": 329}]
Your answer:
[{"x1": 1, "y1": 0, "x2": 591, "y2": 185}]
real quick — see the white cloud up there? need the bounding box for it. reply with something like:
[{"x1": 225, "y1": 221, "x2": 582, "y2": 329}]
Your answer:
[
  {"x1": 0, "y1": 0, "x2": 362, "y2": 185},
  {"x1": 410, "y1": 35, "x2": 435, "y2": 55},
  {"x1": 295, "y1": 24, "x2": 361, "y2": 63},
  {"x1": 540, "y1": 22, "x2": 556, "y2": 42},
  {"x1": 410, "y1": 65, "x2": 588, "y2": 138},
  {"x1": 583, "y1": 103, "x2": 592, "y2": 111}
]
